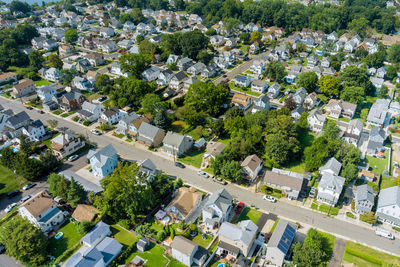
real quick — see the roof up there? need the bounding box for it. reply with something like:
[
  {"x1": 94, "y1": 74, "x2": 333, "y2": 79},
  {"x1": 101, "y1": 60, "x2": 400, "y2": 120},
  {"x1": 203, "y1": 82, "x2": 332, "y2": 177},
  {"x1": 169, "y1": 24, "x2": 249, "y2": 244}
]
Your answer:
[
  {"x1": 356, "y1": 184, "x2": 374, "y2": 203},
  {"x1": 0, "y1": 72, "x2": 16, "y2": 80},
  {"x1": 96, "y1": 237, "x2": 123, "y2": 263},
  {"x1": 52, "y1": 132, "x2": 78, "y2": 146},
  {"x1": 20, "y1": 190, "x2": 55, "y2": 218},
  {"x1": 318, "y1": 172, "x2": 346, "y2": 194},
  {"x1": 138, "y1": 122, "x2": 163, "y2": 139},
  {"x1": 7, "y1": 111, "x2": 29, "y2": 127},
  {"x1": 219, "y1": 220, "x2": 258, "y2": 248},
  {"x1": 173, "y1": 71, "x2": 188, "y2": 82},
  {"x1": 163, "y1": 131, "x2": 192, "y2": 147},
  {"x1": 267, "y1": 220, "x2": 296, "y2": 255},
  {"x1": 171, "y1": 236, "x2": 197, "y2": 256},
  {"x1": 204, "y1": 189, "x2": 232, "y2": 215},
  {"x1": 168, "y1": 187, "x2": 202, "y2": 218},
  {"x1": 72, "y1": 204, "x2": 100, "y2": 222},
  {"x1": 205, "y1": 141, "x2": 226, "y2": 157},
  {"x1": 367, "y1": 99, "x2": 389, "y2": 125},
  {"x1": 14, "y1": 79, "x2": 34, "y2": 91},
  {"x1": 264, "y1": 169, "x2": 304, "y2": 193},
  {"x1": 378, "y1": 186, "x2": 400, "y2": 209},
  {"x1": 241, "y1": 154, "x2": 262, "y2": 172},
  {"x1": 87, "y1": 144, "x2": 118, "y2": 167},
  {"x1": 319, "y1": 157, "x2": 342, "y2": 176},
  {"x1": 81, "y1": 221, "x2": 110, "y2": 246},
  {"x1": 103, "y1": 107, "x2": 119, "y2": 118}
]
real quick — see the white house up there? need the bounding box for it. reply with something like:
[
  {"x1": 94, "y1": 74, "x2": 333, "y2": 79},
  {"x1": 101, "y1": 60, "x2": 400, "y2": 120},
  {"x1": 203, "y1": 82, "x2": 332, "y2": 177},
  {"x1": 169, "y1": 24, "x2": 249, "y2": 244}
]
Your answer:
[
  {"x1": 234, "y1": 75, "x2": 252, "y2": 88},
  {"x1": 77, "y1": 101, "x2": 104, "y2": 122},
  {"x1": 268, "y1": 83, "x2": 281, "y2": 98},
  {"x1": 21, "y1": 120, "x2": 46, "y2": 141},
  {"x1": 44, "y1": 67, "x2": 60, "y2": 82},
  {"x1": 241, "y1": 154, "x2": 263, "y2": 182},
  {"x1": 202, "y1": 189, "x2": 233, "y2": 229},
  {"x1": 111, "y1": 62, "x2": 130, "y2": 77},
  {"x1": 251, "y1": 79, "x2": 268, "y2": 93},
  {"x1": 142, "y1": 66, "x2": 161, "y2": 81},
  {"x1": 19, "y1": 190, "x2": 64, "y2": 233},
  {"x1": 377, "y1": 186, "x2": 400, "y2": 226},
  {"x1": 171, "y1": 236, "x2": 208, "y2": 267},
  {"x1": 100, "y1": 107, "x2": 124, "y2": 125},
  {"x1": 307, "y1": 109, "x2": 326, "y2": 133},
  {"x1": 317, "y1": 158, "x2": 345, "y2": 206},
  {"x1": 87, "y1": 144, "x2": 119, "y2": 178},
  {"x1": 36, "y1": 84, "x2": 57, "y2": 102}
]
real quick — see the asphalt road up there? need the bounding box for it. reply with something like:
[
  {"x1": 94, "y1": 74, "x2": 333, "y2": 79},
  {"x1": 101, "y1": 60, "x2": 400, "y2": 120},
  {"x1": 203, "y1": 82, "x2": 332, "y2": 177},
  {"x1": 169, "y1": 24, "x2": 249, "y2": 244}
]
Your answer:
[{"x1": 1, "y1": 97, "x2": 400, "y2": 257}]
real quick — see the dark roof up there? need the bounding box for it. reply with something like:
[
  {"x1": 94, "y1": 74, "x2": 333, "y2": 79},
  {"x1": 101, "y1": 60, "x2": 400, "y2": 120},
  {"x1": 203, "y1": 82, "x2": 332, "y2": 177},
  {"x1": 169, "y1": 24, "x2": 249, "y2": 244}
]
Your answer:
[
  {"x1": 103, "y1": 107, "x2": 119, "y2": 118},
  {"x1": 218, "y1": 240, "x2": 240, "y2": 255},
  {"x1": 7, "y1": 111, "x2": 29, "y2": 127},
  {"x1": 268, "y1": 220, "x2": 296, "y2": 254}
]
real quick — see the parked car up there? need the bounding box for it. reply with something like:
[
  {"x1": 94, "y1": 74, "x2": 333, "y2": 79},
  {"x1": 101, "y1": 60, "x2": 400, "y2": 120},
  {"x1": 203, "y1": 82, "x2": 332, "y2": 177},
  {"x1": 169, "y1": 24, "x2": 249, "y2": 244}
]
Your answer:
[
  {"x1": 375, "y1": 228, "x2": 394, "y2": 240},
  {"x1": 37, "y1": 110, "x2": 44, "y2": 114},
  {"x1": 309, "y1": 187, "x2": 317, "y2": 198},
  {"x1": 197, "y1": 170, "x2": 209, "y2": 178},
  {"x1": 98, "y1": 96, "x2": 108, "y2": 103},
  {"x1": 7, "y1": 190, "x2": 20, "y2": 198},
  {"x1": 4, "y1": 203, "x2": 17, "y2": 213},
  {"x1": 90, "y1": 129, "x2": 102, "y2": 135},
  {"x1": 263, "y1": 195, "x2": 277, "y2": 203},
  {"x1": 175, "y1": 162, "x2": 185, "y2": 168},
  {"x1": 20, "y1": 194, "x2": 33, "y2": 204},
  {"x1": 25, "y1": 106, "x2": 33, "y2": 110},
  {"x1": 235, "y1": 202, "x2": 245, "y2": 213},
  {"x1": 68, "y1": 155, "x2": 79, "y2": 162},
  {"x1": 22, "y1": 182, "x2": 35, "y2": 190},
  {"x1": 213, "y1": 176, "x2": 227, "y2": 185}
]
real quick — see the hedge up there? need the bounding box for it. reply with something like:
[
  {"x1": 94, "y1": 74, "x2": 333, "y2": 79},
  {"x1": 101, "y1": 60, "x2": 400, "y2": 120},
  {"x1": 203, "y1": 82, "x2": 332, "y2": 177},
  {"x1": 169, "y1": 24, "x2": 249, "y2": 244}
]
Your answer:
[{"x1": 345, "y1": 248, "x2": 382, "y2": 265}]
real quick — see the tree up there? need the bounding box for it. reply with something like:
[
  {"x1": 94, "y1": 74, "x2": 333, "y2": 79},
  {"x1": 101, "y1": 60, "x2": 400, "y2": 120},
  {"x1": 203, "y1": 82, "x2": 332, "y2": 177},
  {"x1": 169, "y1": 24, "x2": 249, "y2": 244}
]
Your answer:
[
  {"x1": 111, "y1": 76, "x2": 155, "y2": 107},
  {"x1": 156, "y1": 230, "x2": 167, "y2": 241},
  {"x1": 348, "y1": 17, "x2": 369, "y2": 37},
  {"x1": 0, "y1": 217, "x2": 48, "y2": 266},
  {"x1": 297, "y1": 72, "x2": 318, "y2": 93},
  {"x1": 180, "y1": 30, "x2": 209, "y2": 60},
  {"x1": 65, "y1": 29, "x2": 78, "y2": 44},
  {"x1": 184, "y1": 81, "x2": 229, "y2": 116},
  {"x1": 387, "y1": 44, "x2": 400, "y2": 63},
  {"x1": 318, "y1": 75, "x2": 341, "y2": 97},
  {"x1": 119, "y1": 53, "x2": 151, "y2": 78},
  {"x1": 220, "y1": 160, "x2": 242, "y2": 182},
  {"x1": 47, "y1": 119, "x2": 58, "y2": 129},
  {"x1": 48, "y1": 173, "x2": 70, "y2": 201},
  {"x1": 141, "y1": 94, "x2": 163, "y2": 115},
  {"x1": 95, "y1": 74, "x2": 112, "y2": 93},
  {"x1": 360, "y1": 211, "x2": 377, "y2": 224},
  {"x1": 340, "y1": 86, "x2": 365, "y2": 104},
  {"x1": 239, "y1": 32, "x2": 251, "y2": 44},
  {"x1": 265, "y1": 61, "x2": 286, "y2": 81},
  {"x1": 28, "y1": 50, "x2": 44, "y2": 70},
  {"x1": 9, "y1": 0, "x2": 31, "y2": 13},
  {"x1": 77, "y1": 221, "x2": 95, "y2": 235},
  {"x1": 360, "y1": 108, "x2": 369, "y2": 120},
  {"x1": 340, "y1": 66, "x2": 374, "y2": 96},
  {"x1": 205, "y1": 28, "x2": 217, "y2": 36},
  {"x1": 197, "y1": 49, "x2": 212, "y2": 65},
  {"x1": 154, "y1": 109, "x2": 171, "y2": 130},
  {"x1": 377, "y1": 85, "x2": 389, "y2": 98},
  {"x1": 48, "y1": 53, "x2": 63, "y2": 70},
  {"x1": 19, "y1": 134, "x2": 33, "y2": 155},
  {"x1": 40, "y1": 152, "x2": 61, "y2": 173},
  {"x1": 68, "y1": 177, "x2": 86, "y2": 207},
  {"x1": 224, "y1": 17, "x2": 240, "y2": 33},
  {"x1": 138, "y1": 39, "x2": 157, "y2": 60},
  {"x1": 386, "y1": 65, "x2": 397, "y2": 81},
  {"x1": 284, "y1": 95, "x2": 297, "y2": 110},
  {"x1": 341, "y1": 163, "x2": 358, "y2": 184},
  {"x1": 135, "y1": 223, "x2": 153, "y2": 236},
  {"x1": 250, "y1": 31, "x2": 261, "y2": 42},
  {"x1": 265, "y1": 133, "x2": 300, "y2": 166},
  {"x1": 212, "y1": 118, "x2": 226, "y2": 138}
]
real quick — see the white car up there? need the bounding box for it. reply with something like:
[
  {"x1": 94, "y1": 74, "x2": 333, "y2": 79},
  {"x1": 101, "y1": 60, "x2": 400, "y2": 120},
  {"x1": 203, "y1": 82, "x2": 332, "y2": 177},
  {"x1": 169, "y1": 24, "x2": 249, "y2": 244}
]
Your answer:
[
  {"x1": 197, "y1": 171, "x2": 209, "y2": 178},
  {"x1": 22, "y1": 182, "x2": 35, "y2": 190},
  {"x1": 263, "y1": 195, "x2": 277, "y2": 203},
  {"x1": 90, "y1": 129, "x2": 102, "y2": 135},
  {"x1": 68, "y1": 155, "x2": 79, "y2": 162},
  {"x1": 4, "y1": 203, "x2": 17, "y2": 213},
  {"x1": 20, "y1": 194, "x2": 33, "y2": 204}
]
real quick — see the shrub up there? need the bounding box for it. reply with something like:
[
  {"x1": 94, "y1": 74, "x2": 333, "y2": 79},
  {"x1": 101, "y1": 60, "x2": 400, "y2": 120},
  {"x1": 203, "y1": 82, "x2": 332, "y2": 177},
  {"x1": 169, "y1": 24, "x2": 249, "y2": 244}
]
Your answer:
[
  {"x1": 189, "y1": 223, "x2": 197, "y2": 231},
  {"x1": 360, "y1": 211, "x2": 377, "y2": 224},
  {"x1": 156, "y1": 230, "x2": 167, "y2": 241},
  {"x1": 118, "y1": 219, "x2": 133, "y2": 229},
  {"x1": 346, "y1": 212, "x2": 355, "y2": 219},
  {"x1": 170, "y1": 228, "x2": 175, "y2": 239},
  {"x1": 345, "y1": 248, "x2": 382, "y2": 265},
  {"x1": 135, "y1": 223, "x2": 153, "y2": 236},
  {"x1": 72, "y1": 116, "x2": 79, "y2": 122},
  {"x1": 393, "y1": 226, "x2": 400, "y2": 232},
  {"x1": 178, "y1": 221, "x2": 184, "y2": 230},
  {"x1": 83, "y1": 120, "x2": 91, "y2": 126},
  {"x1": 351, "y1": 200, "x2": 355, "y2": 211},
  {"x1": 78, "y1": 221, "x2": 95, "y2": 235}
]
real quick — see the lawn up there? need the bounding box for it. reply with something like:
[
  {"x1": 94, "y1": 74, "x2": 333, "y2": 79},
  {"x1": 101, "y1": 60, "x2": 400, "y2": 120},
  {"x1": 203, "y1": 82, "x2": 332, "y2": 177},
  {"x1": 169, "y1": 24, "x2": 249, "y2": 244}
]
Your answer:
[
  {"x1": 237, "y1": 207, "x2": 262, "y2": 224},
  {"x1": 125, "y1": 243, "x2": 169, "y2": 266},
  {"x1": 191, "y1": 233, "x2": 213, "y2": 248},
  {"x1": 219, "y1": 137, "x2": 231, "y2": 146},
  {"x1": 166, "y1": 258, "x2": 187, "y2": 267},
  {"x1": 228, "y1": 82, "x2": 261, "y2": 97},
  {"x1": 284, "y1": 161, "x2": 306, "y2": 174},
  {"x1": 311, "y1": 202, "x2": 318, "y2": 210},
  {"x1": 53, "y1": 110, "x2": 63, "y2": 115},
  {"x1": 61, "y1": 111, "x2": 76, "y2": 118},
  {"x1": 380, "y1": 176, "x2": 397, "y2": 189},
  {"x1": 342, "y1": 241, "x2": 400, "y2": 266},
  {"x1": 177, "y1": 148, "x2": 205, "y2": 168},
  {"x1": 49, "y1": 221, "x2": 83, "y2": 259},
  {"x1": 318, "y1": 204, "x2": 339, "y2": 216},
  {"x1": 170, "y1": 120, "x2": 188, "y2": 133},
  {"x1": 43, "y1": 132, "x2": 61, "y2": 149},
  {"x1": 34, "y1": 79, "x2": 52, "y2": 87},
  {"x1": 299, "y1": 130, "x2": 315, "y2": 150},
  {"x1": 110, "y1": 224, "x2": 139, "y2": 247},
  {"x1": 365, "y1": 152, "x2": 389, "y2": 175},
  {"x1": 0, "y1": 164, "x2": 27, "y2": 198}
]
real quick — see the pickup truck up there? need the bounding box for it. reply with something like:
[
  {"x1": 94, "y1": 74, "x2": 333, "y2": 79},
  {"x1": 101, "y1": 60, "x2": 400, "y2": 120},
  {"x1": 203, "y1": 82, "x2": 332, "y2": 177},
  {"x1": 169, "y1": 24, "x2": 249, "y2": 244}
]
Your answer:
[{"x1": 375, "y1": 228, "x2": 395, "y2": 240}]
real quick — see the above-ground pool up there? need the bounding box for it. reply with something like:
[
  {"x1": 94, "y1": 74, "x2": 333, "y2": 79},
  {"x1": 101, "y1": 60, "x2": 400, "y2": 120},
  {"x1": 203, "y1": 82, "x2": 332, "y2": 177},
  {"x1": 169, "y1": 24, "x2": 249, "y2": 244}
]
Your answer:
[
  {"x1": 54, "y1": 232, "x2": 64, "y2": 240},
  {"x1": 217, "y1": 264, "x2": 225, "y2": 267},
  {"x1": 9, "y1": 146, "x2": 19, "y2": 153}
]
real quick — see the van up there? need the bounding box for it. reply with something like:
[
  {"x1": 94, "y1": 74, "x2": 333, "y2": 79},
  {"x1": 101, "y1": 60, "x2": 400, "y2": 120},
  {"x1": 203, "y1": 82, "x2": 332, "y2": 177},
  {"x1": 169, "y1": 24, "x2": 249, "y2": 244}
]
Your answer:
[{"x1": 375, "y1": 228, "x2": 395, "y2": 240}]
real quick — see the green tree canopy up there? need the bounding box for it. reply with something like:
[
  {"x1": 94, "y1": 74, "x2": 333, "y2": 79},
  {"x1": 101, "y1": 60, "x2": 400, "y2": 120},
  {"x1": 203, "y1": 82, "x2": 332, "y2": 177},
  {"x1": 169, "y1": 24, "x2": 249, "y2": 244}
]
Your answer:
[
  {"x1": 265, "y1": 61, "x2": 287, "y2": 82},
  {"x1": 48, "y1": 53, "x2": 63, "y2": 70},
  {"x1": 119, "y1": 53, "x2": 151, "y2": 78},
  {"x1": 387, "y1": 44, "x2": 400, "y2": 63},
  {"x1": 297, "y1": 72, "x2": 318, "y2": 93},
  {"x1": 340, "y1": 86, "x2": 365, "y2": 104},
  {"x1": 318, "y1": 75, "x2": 341, "y2": 97},
  {"x1": 65, "y1": 28, "x2": 78, "y2": 44}
]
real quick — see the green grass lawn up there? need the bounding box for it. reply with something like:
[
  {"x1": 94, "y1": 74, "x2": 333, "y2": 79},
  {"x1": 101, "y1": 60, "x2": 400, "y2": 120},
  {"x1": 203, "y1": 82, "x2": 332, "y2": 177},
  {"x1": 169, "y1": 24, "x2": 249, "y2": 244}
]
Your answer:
[
  {"x1": 166, "y1": 258, "x2": 187, "y2": 267},
  {"x1": 61, "y1": 111, "x2": 76, "y2": 118},
  {"x1": 284, "y1": 161, "x2": 306, "y2": 174},
  {"x1": 170, "y1": 121, "x2": 189, "y2": 133},
  {"x1": 342, "y1": 241, "x2": 400, "y2": 266},
  {"x1": 239, "y1": 44, "x2": 250, "y2": 54},
  {"x1": 125, "y1": 243, "x2": 169, "y2": 266},
  {"x1": 43, "y1": 132, "x2": 61, "y2": 149},
  {"x1": 178, "y1": 148, "x2": 205, "y2": 168},
  {"x1": 110, "y1": 224, "x2": 139, "y2": 247},
  {"x1": 219, "y1": 137, "x2": 231, "y2": 146},
  {"x1": 318, "y1": 204, "x2": 339, "y2": 216},
  {"x1": 365, "y1": 152, "x2": 389, "y2": 174},
  {"x1": 228, "y1": 82, "x2": 261, "y2": 97},
  {"x1": 381, "y1": 176, "x2": 397, "y2": 189},
  {"x1": 34, "y1": 79, "x2": 52, "y2": 87},
  {"x1": 311, "y1": 202, "x2": 318, "y2": 210},
  {"x1": 52, "y1": 110, "x2": 63, "y2": 115},
  {"x1": 191, "y1": 233, "x2": 213, "y2": 248},
  {"x1": 116, "y1": 133, "x2": 124, "y2": 138},
  {"x1": 237, "y1": 207, "x2": 262, "y2": 224},
  {"x1": 49, "y1": 221, "x2": 83, "y2": 259},
  {"x1": 0, "y1": 165, "x2": 27, "y2": 198}
]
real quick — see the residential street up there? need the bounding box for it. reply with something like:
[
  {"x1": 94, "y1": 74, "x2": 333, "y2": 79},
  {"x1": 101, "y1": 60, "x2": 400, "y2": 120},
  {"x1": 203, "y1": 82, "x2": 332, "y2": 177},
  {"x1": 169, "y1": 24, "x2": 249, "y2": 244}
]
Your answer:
[{"x1": 1, "y1": 97, "x2": 400, "y2": 257}]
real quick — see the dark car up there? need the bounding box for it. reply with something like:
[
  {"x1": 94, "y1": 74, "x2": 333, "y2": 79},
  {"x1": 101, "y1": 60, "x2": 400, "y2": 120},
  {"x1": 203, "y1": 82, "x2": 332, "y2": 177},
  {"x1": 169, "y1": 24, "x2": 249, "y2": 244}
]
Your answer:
[
  {"x1": 175, "y1": 162, "x2": 185, "y2": 168},
  {"x1": 25, "y1": 106, "x2": 33, "y2": 110},
  {"x1": 37, "y1": 110, "x2": 44, "y2": 114},
  {"x1": 7, "y1": 190, "x2": 20, "y2": 198},
  {"x1": 235, "y1": 202, "x2": 245, "y2": 214}
]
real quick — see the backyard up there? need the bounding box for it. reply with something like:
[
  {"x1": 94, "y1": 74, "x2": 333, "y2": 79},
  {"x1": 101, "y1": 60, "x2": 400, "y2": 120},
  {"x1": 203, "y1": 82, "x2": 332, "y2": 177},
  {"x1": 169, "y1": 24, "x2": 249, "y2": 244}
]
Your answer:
[
  {"x1": 342, "y1": 241, "x2": 400, "y2": 266},
  {"x1": 0, "y1": 164, "x2": 27, "y2": 198},
  {"x1": 34, "y1": 79, "x2": 52, "y2": 87},
  {"x1": 380, "y1": 176, "x2": 397, "y2": 190},
  {"x1": 49, "y1": 221, "x2": 83, "y2": 260},
  {"x1": 111, "y1": 224, "x2": 139, "y2": 247},
  {"x1": 125, "y1": 243, "x2": 170, "y2": 266},
  {"x1": 237, "y1": 207, "x2": 262, "y2": 224},
  {"x1": 177, "y1": 148, "x2": 205, "y2": 168},
  {"x1": 365, "y1": 151, "x2": 389, "y2": 175},
  {"x1": 228, "y1": 81, "x2": 261, "y2": 97}
]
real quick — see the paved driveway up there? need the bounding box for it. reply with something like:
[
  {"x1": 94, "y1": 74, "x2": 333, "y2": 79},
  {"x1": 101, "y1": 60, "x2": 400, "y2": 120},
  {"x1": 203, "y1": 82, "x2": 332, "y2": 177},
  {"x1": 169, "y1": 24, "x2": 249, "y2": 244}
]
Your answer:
[{"x1": 328, "y1": 238, "x2": 347, "y2": 267}]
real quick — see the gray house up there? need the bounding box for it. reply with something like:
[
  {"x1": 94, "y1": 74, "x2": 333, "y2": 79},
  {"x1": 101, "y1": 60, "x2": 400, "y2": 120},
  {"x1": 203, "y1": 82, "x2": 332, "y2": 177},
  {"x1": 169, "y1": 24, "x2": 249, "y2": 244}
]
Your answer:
[
  {"x1": 265, "y1": 220, "x2": 296, "y2": 266},
  {"x1": 366, "y1": 127, "x2": 385, "y2": 155},
  {"x1": 355, "y1": 184, "x2": 375, "y2": 214},
  {"x1": 137, "y1": 122, "x2": 166, "y2": 147},
  {"x1": 317, "y1": 158, "x2": 345, "y2": 206},
  {"x1": 367, "y1": 99, "x2": 389, "y2": 127},
  {"x1": 115, "y1": 112, "x2": 140, "y2": 135},
  {"x1": 377, "y1": 186, "x2": 400, "y2": 226},
  {"x1": 161, "y1": 131, "x2": 193, "y2": 157},
  {"x1": 202, "y1": 189, "x2": 233, "y2": 229}
]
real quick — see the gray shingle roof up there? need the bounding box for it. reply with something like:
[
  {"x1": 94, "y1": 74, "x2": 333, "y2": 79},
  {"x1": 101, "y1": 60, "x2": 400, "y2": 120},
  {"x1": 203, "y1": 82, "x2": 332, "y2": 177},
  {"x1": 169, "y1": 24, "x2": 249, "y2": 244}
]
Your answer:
[
  {"x1": 81, "y1": 221, "x2": 110, "y2": 246},
  {"x1": 319, "y1": 157, "x2": 342, "y2": 176},
  {"x1": 378, "y1": 186, "x2": 400, "y2": 209},
  {"x1": 204, "y1": 189, "x2": 232, "y2": 215},
  {"x1": 138, "y1": 122, "x2": 162, "y2": 140},
  {"x1": 267, "y1": 219, "x2": 296, "y2": 254},
  {"x1": 7, "y1": 111, "x2": 29, "y2": 127},
  {"x1": 219, "y1": 220, "x2": 258, "y2": 248},
  {"x1": 318, "y1": 172, "x2": 345, "y2": 195},
  {"x1": 356, "y1": 184, "x2": 374, "y2": 203}
]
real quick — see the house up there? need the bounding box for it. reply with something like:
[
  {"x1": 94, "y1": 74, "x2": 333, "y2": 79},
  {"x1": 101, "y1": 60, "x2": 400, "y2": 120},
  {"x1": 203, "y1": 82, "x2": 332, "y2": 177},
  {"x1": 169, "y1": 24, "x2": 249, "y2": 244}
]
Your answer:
[
  {"x1": 265, "y1": 220, "x2": 296, "y2": 266},
  {"x1": 231, "y1": 93, "x2": 252, "y2": 110},
  {"x1": 304, "y1": 92, "x2": 320, "y2": 110},
  {"x1": 187, "y1": 62, "x2": 206, "y2": 75},
  {"x1": 44, "y1": 67, "x2": 60, "y2": 82},
  {"x1": 321, "y1": 57, "x2": 331, "y2": 68},
  {"x1": 217, "y1": 220, "x2": 258, "y2": 258},
  {"x1": 264, "y1": 168, "x2": 306, "y2": 200},
  {"x1": 142, "y1": 66, "x2": 161, "y2": 81},
  {"x1": 251, "y1": 79, "x2": 269, "y2": 94},
  {"x1": 66, "y1": 221, "x2": 122, "y2": 267},
  {"x1": 202, "y1": 189, "x2": 233, "y2": 229},
  {"x1": 117, "y1": 39, "x2": 133, "y2": 49},
  {"x1": 116, "y1": 112, "x2": 140, "y2": 135},
  {"x1": 249, "y1": 41, "x2": 260, "y2": 54},
  {"x1": 59, "y1": 91, "x2": 86, "y2": 111},
  {"x1": 268, "y1": 83, "x2": 281, "y2": 99},
  {"x1": 87, "y1": 144, "x2": 119, "y2": 178},
  {"x1": 21, "y1": 120, "x2": 46, "y2": 142},
  {"x1": 167, "y1": 54, "x2": 180, "y2": 64},
  {"x1": 100, "y1": 107, "x2": 123, "y2": 125},
  {"x1": 307, "y1": 109, "x2": 326, "y2": 133},
  {"x1": 138, "y1": 158, "x2": 158, "y2": 180},
  {"x1": 252, "y1": 94, "x2": 270, "y2": 114},
  {"x1": 73, "y1": 77, "x2": 95, "y2": 91},
  {"x1": 165, "y1": 187, "x2": 203, "y2": 222},
  {"x1": 234, "y1": 75, "x2": 252, "y2": 88},
  {"x1": 85, "y1": 53, "x2": 105, "y2": 67},
  {"x1": 99, "y1": 27, "x2": 115, "y2": 38},
  {"x1": 376, "y1": 67, "x2": 386, "y2": 79},
  {"x1": 0, "y1": 72, "x2": 17, "y2": 84},
  {"x1": 307, "y1": 55, "x2": 319, "y2": 68},
  {"x1": 32, "y1": 37, "x2": 46, "y2": 49},
  {"x1": 210, "y1": 35, "x2": 225, "y2": 47},
  {"x1": 317, "y1": 158, "x2": 345, "y2": 206},
  {"x1": 342, "y1": 119, "x2": 363, "y2": 146},
  {"x1": 123, "y1": 21, "x2": 135, "y2": 31},
  {"x1": 319, "y1": 157, "x2": 342, "y2": 176},
  {"x1": 11, "y1": 79, "x2": 36, "y2": 98},
  {"x1": 293, "y1": 87, "x2": 307, "y2": 106},
  {"x1": 72, "y1": 204, "x2": 100, "y2": 222},
  {"x1": 161, "y1": 131, "x2": 193, "y2": 157},
  {"x1": 177, "y1": 57, "x2": 194, "y2": 71},
  {"x1": 326, "y1": 31, "x2": 338, "y2": 42},
  {"x1": 201, "y1": 63, "x2": 219, "y2": 78},
  {"x1": 201, "y1": 141, "x2": 226, "y2": 169},
  {"x1": 367, "y1": 99, "x2": 390, "y2": 127},
  {"x1": 51, "y1": 131, "x2": 85, "y2": 159},
  {"x1": 241, "y1": 154, "x2": 263, "y2": 182},
  {"x1": 137, "y1": 122, "x2": 166, "y2": 147},
  {"x1": 355, "y1": 184, "x2": 374, "y2": 214},
  {"x1": 157, "y1": 69, "x2": 174, "y2": 86},
  {"x1": 183, "y1": 76, "x2": 199, "y2": 91},
  {"x1": 171, "y1": 236, "x2": 208, "y2": 267},
  {"x1": 324, "y1": 99, "x2": 357, "y2": 119},
  {"x1": 169, "y1": 71, "x2": 188, "y2": 89},
  {"x1": 377, "y1": 186, "x2": 400, "y2": 226},
  {"x1": 359, "y1": 169, "x2": 377, "y2": 183},
  {"x1": 291, "y1": 105, "x2": 305, "y2": 120},
  {"x1": 98, "y1": 40, "x2": 118, "y2": 53},
  {"x1": 111, "y1": 62, "x2": 130, "y2": 77},
  {"x1": 18, "y1": 190, "x2": 64, "y2": 233},
  {"x1": 76, "y1": 58, "x2": 92, "y2": 73},
  {"x1": 77, "y1": 101, "x2": 104, "y2": 122},
  {"x1": 250, "y1": 60, "x2": 266, "y2": 75},
  {"x1": 127, "y1": 117, "x2": 149, "y2": 137},
  {"x1": 36, "y1": 84, "x2": 57, "y2": 102},
  {"x1": 366, "y1": 127, "x2": 385, "y2": 155},
  {"x1": 370, "y1": 77, "x2": 384, "y2": 90}
]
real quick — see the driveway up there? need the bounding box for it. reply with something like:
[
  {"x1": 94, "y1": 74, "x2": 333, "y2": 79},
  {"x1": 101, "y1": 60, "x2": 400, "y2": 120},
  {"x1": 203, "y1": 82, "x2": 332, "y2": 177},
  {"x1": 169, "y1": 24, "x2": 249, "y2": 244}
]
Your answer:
[
  {"x1": 0, "y1": 255, "x2": 24, "y2": 267},
  {"x1": 328, "y1": 238, "x2": 347, "y2": 267}
]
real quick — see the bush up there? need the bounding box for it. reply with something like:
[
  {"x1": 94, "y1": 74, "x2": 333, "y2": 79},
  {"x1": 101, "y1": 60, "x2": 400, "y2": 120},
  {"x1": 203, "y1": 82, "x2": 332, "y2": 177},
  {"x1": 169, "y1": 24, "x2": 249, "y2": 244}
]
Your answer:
[
  {"x1": 156, "y1": 230, "x2": 167, "y2": 241},
  {"x1": 72, "y1": 116, "x2": 79, "y2": 122},
  {"x1": 345, "y1": 248, "x2": 382, "y2": 265},
  {"x1": 173, "y1": 96, "x2": 185, "y2": 107},
  {"x1": 118, "y1": 219, "x2": 133, "y2": 229},
  {"x1": 360, "y1": 212, "x2": 377, "y2": 224},
  {"x1": 189, "y1": 223, "x2": 197, "y2": 231},
  {"x1": 77, "y1": 221, "x2": 95, "y2": 235},
  {"x1": 393, "y1": 226, "x2": 400, "y2": 232},
  {"x1": 351, "y1": 200, "x2": 355, "y2": 211},
  {"x1": 346, "y1": 212, "x2": 355, "y2": 219},
  {"x1": 83, "y1": 120, "x2": 91, "y2": 126},
  {"x1": 136, "y1": 223, "x2": 153, "y2": 236}
]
